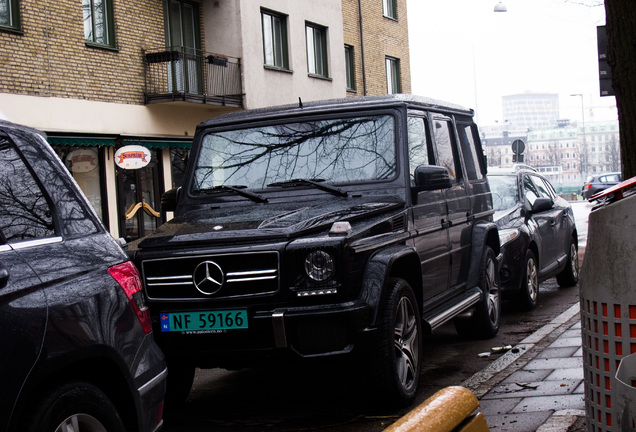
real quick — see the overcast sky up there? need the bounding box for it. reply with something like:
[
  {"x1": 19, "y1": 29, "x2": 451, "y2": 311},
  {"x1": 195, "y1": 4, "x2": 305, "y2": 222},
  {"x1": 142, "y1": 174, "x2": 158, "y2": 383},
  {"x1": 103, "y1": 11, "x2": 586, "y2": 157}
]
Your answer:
[{"x1": 406, "y1": 0, "x2": 616, "y2": 127}]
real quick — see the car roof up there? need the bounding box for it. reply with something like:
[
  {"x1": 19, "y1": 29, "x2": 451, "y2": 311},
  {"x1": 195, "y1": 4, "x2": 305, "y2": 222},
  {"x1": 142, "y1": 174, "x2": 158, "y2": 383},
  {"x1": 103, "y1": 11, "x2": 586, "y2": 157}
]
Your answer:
[{"x1": 197, "y1": 94, "x2": 474, "y2": 130}]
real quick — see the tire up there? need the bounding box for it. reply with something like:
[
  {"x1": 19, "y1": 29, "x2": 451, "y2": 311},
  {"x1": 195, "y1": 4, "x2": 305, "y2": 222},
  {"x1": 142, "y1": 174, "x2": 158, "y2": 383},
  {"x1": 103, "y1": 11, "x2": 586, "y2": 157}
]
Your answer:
[
  {"x1": 25, "y1": 381, "x2": 125, "y2": 432},
  {"x1": 455, "y1": 246, "x2": 501, "y2": 339},
  {"x1": 557, "y1": 238, "x2": 579, "y2": 287},
  {"x1": 369, "y1": 278, "x2": 422, "y2": 407},
  {"x1": 165, "y1": 361, "x2": 196, "y2": 409},
  {"x1": 516, "y1": 249, "x2": 539, "y2": 310}
]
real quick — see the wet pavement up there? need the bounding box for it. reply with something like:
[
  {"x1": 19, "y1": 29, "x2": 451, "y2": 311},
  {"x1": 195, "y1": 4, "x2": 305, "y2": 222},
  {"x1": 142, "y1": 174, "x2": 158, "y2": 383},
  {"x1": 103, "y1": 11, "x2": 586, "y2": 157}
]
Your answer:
[{"x1": 466, "y1": 303, "x2": 585, "y2": 431}]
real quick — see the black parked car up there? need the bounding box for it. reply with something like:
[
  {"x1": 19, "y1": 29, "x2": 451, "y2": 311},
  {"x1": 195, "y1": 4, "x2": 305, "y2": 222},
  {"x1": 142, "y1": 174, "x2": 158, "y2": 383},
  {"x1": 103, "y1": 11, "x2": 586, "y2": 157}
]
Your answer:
[
  {"x1": 0, "y1": 121, "x2": 167, "y2": 432},
  {"x1": 488, "y1": 165, "x2": 578, "y2": 310},
  {"x1": 130, "y1": 94, "x2": 501, "y2": 407},
  {"x1": 581, "y1": 171, "x2": 622, "y2": 199}
]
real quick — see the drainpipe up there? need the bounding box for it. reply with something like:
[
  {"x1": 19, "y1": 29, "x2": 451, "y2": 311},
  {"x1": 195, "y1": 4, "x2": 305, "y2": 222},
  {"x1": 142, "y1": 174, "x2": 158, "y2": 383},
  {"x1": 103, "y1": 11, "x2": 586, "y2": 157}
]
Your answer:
[{"x1": 357, "y1": 0, "x2": 367, "y2": 96}]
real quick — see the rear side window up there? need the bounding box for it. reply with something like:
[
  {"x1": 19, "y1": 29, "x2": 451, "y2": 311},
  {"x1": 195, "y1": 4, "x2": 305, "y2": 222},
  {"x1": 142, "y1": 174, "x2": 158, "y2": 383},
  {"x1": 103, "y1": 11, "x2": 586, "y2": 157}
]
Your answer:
[
  {"x1": 432, "y1": 118, "x2": 460, "y2": 181},
  {"x1": 456, "y1": 123, "x2": 484, "y2": 180},
  {"x1": 407, "y1": 117, "x2": 433, "y2": 183},
  {"x1": 0, "y1": 138, "x2": 55, "y2": 244}
]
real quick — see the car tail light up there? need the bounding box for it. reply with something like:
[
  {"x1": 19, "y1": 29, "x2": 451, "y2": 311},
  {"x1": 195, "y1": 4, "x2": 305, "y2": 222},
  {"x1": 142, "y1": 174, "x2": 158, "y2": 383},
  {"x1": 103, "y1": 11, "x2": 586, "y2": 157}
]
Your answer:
[
  {"x1": 585, "y1": 184, "x2": 592, "y2": 190},
  {"x1": 108, "y1": 261, "x2": 152, "y2": 334}
]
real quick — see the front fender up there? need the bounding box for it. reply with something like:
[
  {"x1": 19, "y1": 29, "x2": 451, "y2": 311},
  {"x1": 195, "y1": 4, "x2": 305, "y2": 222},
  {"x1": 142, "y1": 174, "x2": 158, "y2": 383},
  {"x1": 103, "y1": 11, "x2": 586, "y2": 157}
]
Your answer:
[
  {"x1": 359, "y1": 245, "x2": 420, "y2": 327},
  {"x1": 466, "y1": 221, "x2": 500, "y2": 290}
]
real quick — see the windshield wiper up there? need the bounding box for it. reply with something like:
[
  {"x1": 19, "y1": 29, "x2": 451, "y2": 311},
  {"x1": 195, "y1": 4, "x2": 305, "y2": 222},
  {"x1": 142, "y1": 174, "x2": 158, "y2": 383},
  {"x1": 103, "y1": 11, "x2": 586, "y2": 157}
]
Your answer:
[
  {"x1": 267, "y1": 178, "x2": 348, "y2": 197},
  {"x1": 199, "y1": 185, "x2": 268, "y2": 203}
]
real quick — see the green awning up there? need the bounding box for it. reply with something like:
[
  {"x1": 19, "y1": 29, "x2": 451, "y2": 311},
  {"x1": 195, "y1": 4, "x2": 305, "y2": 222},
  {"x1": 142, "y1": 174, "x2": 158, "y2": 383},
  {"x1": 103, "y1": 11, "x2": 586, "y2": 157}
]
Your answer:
[
  {"x1": 46, "y1": 136, "x2": 192, "y2": 149},
  {"x1": 121, "y1": 140, "x2": 192, "y2": 149},
  {"x1": 47, "y1": 137, "x2": 116, "y2": 147}
]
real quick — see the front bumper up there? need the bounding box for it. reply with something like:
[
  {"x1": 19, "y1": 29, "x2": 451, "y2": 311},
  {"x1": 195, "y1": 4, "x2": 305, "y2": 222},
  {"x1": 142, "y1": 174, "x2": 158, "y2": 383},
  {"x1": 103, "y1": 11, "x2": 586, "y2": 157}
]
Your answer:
[
  {"x1": 152, "y1": 300, "x2": 373, "y2": 367},
  {"x1": 498, "y1": 240, "x2": 526, "y2": 294}
]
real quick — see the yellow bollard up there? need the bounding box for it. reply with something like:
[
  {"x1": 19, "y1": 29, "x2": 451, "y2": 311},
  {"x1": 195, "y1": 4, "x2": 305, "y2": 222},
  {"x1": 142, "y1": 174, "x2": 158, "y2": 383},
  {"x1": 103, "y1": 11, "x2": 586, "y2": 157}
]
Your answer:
[{"x1": 383, "y1": 386, "x2": 489, "y2": 432}]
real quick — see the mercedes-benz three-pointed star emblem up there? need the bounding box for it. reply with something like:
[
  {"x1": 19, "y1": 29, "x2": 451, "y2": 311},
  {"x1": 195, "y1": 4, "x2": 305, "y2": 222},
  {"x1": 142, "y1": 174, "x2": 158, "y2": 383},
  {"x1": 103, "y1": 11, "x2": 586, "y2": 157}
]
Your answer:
[{"x1": 193, "y1": 260, "x2": 224, "y2": 295}]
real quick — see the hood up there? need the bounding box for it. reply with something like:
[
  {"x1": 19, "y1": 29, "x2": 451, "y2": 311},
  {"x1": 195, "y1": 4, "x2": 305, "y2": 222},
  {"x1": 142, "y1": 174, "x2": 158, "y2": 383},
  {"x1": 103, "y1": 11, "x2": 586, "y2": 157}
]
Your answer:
[
  {"x1": 494, "y1": 205, "x2": 526, "y2": 230},
  {"x1": 135, "y1": 196, "x2": 404, "y2": 249}
]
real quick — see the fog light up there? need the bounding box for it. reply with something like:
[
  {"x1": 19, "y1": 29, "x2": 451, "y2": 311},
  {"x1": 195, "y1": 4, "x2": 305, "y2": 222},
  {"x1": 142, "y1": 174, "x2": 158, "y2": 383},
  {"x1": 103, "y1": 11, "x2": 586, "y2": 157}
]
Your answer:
[{"x1": 304, "y1": 250, "x2": 335, "y2": 281}]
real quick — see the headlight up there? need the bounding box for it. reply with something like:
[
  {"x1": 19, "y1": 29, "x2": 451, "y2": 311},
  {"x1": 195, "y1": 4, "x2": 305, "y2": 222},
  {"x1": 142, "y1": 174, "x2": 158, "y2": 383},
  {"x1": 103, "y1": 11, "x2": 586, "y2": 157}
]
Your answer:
[
  {"x1": 304, "y1": 250, "x2": 335, "y2": 281},
  {"x1": 498, "y1": 228, "x2": 520, "y2": 246}
]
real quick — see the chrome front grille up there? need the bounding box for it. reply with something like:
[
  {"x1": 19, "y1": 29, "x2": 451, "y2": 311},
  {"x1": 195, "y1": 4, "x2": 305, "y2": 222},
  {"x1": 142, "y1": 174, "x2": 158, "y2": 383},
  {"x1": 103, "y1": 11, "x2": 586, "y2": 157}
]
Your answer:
[{"x1": 142, "y1": 251, "x2": 279, "y2": 300}]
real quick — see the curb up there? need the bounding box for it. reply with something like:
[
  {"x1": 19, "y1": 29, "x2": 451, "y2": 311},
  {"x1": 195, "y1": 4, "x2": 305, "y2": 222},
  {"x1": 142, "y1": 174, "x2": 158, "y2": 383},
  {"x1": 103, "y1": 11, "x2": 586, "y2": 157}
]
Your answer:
[{"x1": 460, "y1": 302, "x2": 581, "y2": 399}]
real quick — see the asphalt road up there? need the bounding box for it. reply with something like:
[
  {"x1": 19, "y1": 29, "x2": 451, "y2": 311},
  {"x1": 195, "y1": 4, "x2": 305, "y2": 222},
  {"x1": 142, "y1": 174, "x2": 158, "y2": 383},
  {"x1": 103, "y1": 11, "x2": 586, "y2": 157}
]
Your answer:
[{"x1": 162, "y1": 200, "x2": 592, "y2": 432}]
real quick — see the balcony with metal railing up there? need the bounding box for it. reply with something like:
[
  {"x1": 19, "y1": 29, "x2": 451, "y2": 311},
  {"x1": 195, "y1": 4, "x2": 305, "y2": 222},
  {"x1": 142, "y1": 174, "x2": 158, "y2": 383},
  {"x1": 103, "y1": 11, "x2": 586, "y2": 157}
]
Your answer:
[{"x1": 143, "y1": 46, "x2": 243, "y2": 107}]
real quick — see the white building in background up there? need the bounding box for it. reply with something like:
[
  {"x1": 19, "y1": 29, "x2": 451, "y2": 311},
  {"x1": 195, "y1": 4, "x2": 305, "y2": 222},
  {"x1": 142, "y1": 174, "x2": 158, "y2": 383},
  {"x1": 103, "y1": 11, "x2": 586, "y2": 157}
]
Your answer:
[{"x1": 502, "y1": 93, "x2": 560, "y2": 132}]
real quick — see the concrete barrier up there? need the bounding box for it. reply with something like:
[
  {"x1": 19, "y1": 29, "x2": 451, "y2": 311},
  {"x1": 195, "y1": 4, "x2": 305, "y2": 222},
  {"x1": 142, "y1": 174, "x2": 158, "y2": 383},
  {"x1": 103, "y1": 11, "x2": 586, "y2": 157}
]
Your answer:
[{"x1": 383, "y1": 386, "x2": 489, "y2": 432}]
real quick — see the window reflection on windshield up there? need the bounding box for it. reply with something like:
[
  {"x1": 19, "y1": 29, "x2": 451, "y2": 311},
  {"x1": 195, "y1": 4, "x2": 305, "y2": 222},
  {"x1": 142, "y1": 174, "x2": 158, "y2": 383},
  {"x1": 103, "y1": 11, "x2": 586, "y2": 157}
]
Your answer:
[
  {"x1": 488, "y1": 175, "x2": 518, "y2": 211},
  {"x1": 192, "y1": 115, "x2": 396, "y2": 193}
]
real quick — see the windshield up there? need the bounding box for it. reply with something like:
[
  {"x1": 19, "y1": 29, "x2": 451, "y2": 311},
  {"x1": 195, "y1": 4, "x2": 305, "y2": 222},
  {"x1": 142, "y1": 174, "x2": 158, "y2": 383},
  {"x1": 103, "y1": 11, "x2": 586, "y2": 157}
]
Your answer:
[
  {"x1": 191, "y1": 115, "x2": 396, "y2": 193},
  {"x1": 488, "y1": 175, "x2": 519, "y2": 211}
]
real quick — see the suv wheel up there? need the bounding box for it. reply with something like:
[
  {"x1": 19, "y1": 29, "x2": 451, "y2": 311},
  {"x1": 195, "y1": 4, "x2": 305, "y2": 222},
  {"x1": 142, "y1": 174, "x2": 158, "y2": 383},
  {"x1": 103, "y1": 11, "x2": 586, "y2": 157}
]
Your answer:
[
  {"x1": 516, "y1": 249, "x2": 539, "y2": 310},
  {"x1": 26, "y1": 382, "x2": 125, "y2": 432},
  {"x1": 370, "y1": 278, "x2": 421, "y2": 406},
  {"x1": 557, "y1": 238, "x2": 579, "y2": 287},
  {"x1": 455, "y1": 246, "x2": 501, "y2": 339}
]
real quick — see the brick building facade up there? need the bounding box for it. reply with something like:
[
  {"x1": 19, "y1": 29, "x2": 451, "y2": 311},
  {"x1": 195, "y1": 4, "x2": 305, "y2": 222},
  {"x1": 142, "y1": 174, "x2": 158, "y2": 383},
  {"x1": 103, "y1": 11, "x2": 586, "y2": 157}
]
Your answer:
[{"x1": 342, "y1": 0, "x2": 411, "y2": 96}]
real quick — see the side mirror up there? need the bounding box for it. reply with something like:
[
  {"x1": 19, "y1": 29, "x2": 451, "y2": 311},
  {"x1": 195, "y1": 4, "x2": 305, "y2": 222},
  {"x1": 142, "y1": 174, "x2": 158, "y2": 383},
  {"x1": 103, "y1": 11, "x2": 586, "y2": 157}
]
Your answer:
[
  {"x1": 161, "y1": 187, "x2": 181, "y2": 213},
  {"x1": 414, "y1": 165, "x2": 453, "y2": 191},
  {"x1": 530, "y1": 197, "x2": 553, "y2": 213}
]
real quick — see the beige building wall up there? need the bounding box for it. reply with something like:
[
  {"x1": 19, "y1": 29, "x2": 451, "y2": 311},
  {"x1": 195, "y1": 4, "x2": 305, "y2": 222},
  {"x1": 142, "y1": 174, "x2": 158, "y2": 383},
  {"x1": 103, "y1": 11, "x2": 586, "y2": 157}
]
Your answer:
[
  {"x1": 205, "y1": 0, "x2": 346, "y2": 109},
  {"x1": 342, "y1": 0, "x2": 411, "y2": 96}
]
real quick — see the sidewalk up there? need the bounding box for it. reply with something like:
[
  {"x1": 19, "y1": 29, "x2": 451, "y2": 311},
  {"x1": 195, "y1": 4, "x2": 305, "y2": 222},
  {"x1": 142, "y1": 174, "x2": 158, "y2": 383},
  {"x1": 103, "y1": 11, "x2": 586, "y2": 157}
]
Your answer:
[{"x1": 461, "y1": 303, "x2": 586, "y2": 432}]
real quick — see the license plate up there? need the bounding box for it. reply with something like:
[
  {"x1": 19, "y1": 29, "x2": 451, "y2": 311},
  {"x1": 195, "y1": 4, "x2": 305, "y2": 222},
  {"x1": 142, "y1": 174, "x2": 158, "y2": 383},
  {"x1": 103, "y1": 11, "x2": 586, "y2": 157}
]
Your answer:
[{"x1": 160, "y1": 310, "x2": 248, "y2": 333}]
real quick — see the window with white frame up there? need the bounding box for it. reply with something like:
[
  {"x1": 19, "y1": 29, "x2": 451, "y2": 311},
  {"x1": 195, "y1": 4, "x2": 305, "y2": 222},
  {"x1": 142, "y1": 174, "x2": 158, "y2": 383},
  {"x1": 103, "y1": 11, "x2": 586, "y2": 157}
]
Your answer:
[
  {"x1": 261, "y1": 9, "x2": 289, "y2": 70},
  {"x1": 383, "y1": 0, "x2": 397, "y2": 19},
  {"x1": 385, "y1": 56, "x2": 401, "y2": 94},
  {"x1": 306, "y1": 23, "x2": 328, "y2": 78}
]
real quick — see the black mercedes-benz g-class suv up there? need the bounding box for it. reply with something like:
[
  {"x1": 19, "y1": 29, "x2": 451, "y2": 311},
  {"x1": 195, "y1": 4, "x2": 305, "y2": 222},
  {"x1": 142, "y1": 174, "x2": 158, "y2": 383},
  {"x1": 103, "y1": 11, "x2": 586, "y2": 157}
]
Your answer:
[{"x1": 129, "y1": 94, "x2": 500, "y2": 407}]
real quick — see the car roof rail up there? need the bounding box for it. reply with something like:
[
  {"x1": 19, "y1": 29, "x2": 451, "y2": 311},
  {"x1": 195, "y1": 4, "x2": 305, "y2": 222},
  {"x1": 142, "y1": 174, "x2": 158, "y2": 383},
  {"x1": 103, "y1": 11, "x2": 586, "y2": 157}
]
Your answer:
[{"x1": 512, "y1": 164, "x2": 537, "y2": 172}]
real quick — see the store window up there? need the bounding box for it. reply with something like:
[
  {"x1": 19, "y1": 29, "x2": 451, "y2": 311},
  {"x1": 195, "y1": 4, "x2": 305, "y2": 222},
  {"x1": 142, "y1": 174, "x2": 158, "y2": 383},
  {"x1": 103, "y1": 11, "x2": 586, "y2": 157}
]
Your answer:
[{"x1": 170, "y1": 148, "x2": 190, "y2": 189}]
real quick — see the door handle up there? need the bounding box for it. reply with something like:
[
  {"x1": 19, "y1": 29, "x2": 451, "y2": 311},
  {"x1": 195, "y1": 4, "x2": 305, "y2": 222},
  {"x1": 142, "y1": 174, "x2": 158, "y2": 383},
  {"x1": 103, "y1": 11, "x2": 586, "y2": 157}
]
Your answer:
[
  {"x1": 0, "y1": 263, "x2": 9, "y2": 289},
  {"x1": 441, "y1": 219, "x2": 452, "y2": 229},
  {"x1": 125, "y1": 199, "x2": 161, "y2": 220}
]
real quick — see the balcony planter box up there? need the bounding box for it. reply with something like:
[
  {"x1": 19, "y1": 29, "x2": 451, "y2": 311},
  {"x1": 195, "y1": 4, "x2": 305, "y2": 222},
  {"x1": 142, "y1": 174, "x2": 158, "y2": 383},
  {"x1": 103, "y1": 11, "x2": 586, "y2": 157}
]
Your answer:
[
  {"x1": 207, "y1": 55, "x2": 228, "y2": 67},
  {"x1": 146, "y1": 50, "x2": 182, "y2": 64}
]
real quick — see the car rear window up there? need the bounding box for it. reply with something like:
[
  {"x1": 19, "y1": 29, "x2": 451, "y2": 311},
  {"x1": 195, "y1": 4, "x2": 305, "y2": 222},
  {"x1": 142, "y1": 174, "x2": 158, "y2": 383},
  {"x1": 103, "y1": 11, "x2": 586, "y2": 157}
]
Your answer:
[{"x1": 0, "y1": 138, "x2": 56, "y2": 243}]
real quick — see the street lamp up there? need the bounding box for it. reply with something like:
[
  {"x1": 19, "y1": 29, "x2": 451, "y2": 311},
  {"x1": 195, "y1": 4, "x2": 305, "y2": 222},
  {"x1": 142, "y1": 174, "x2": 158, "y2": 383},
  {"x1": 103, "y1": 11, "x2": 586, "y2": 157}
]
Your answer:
[
  {"x1": 494, "y1": 1, "x2": 507, "y2": 12},
  {"x1": 571, "y1": 93, "x2": 588, "y2": 181}
]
